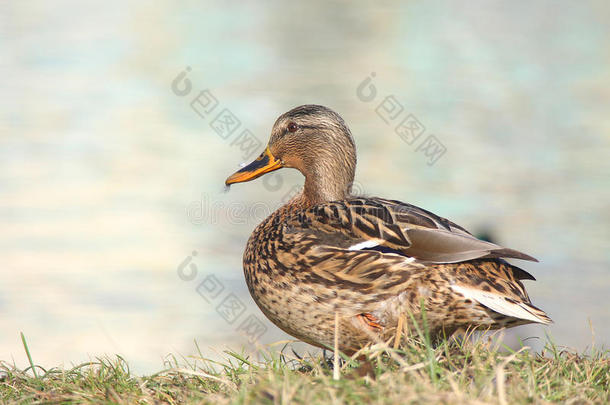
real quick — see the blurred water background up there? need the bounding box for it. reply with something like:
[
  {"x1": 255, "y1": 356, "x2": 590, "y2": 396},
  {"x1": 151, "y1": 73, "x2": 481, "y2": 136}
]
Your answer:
[{"x1": 1, "y1": 1, "x2": 609, "y2": 374}]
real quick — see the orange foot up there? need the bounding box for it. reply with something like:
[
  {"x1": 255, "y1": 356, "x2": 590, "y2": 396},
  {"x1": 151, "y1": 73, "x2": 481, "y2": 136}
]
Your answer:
[{"x1": 358, "y1": 313, "x2": 382, "y2": 330}]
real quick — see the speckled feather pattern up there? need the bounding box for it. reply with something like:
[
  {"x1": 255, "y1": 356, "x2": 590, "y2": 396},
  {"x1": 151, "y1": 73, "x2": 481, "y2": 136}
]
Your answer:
[
  {"x1": 228, "y1": 105, "x2": 551, "y2": 354},
  {"x1": 243, "y1": 197, "x2": 551, "y2": 353}
]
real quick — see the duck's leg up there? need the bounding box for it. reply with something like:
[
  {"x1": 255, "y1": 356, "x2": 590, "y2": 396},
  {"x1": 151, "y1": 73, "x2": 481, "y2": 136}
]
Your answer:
[{"x1": 357, "y1": 313, "x2": 382, "y2": 330}]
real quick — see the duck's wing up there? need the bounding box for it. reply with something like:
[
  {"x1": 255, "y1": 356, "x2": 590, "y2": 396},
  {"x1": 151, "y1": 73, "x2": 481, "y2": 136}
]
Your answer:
[
  {"x1": 278, "y1": 197, "x2": 550, "y2": 324},
  {"x1": 277, "y1": 197, "x2": 549, "y2": 324},
  {"x1": 286, "y1": 197, "x2": 537, "y2": 266}
]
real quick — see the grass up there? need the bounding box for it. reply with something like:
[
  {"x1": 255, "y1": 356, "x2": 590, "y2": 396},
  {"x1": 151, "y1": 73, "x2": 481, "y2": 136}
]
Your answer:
[{"x1": 1, "y1": 332, "x2": 608, "y2": 404}]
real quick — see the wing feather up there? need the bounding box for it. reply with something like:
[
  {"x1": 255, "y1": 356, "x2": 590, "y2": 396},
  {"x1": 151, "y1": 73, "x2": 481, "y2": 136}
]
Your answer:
[{"x1": 286, "y1": 197, "x2": 537, "y2": 264}]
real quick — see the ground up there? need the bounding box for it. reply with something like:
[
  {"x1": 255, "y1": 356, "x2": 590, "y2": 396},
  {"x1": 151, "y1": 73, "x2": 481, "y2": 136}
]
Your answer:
[{"x1": 1, "y1": 332, "x2": 608, "y2": 404}]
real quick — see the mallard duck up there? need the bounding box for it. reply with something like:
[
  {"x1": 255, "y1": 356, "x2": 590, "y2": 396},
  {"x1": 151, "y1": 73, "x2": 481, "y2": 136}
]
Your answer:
[{"x1": 225, "y1": 104, "x2": 551, "y2": 354}]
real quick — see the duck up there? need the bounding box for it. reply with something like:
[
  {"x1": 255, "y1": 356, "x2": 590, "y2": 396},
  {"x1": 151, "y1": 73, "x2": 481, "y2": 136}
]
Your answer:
[{"x1": 225, "y1": 104, "x2": 551, "y2": 354}]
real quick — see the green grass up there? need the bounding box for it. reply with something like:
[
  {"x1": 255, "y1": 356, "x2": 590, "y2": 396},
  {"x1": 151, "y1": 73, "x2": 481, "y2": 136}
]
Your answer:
[{"x1": 1, "y1": 333, "x2": 608, "y2": 404}]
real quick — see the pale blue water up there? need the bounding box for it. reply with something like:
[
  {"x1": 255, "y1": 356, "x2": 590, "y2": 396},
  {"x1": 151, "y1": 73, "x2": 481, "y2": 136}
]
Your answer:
[{"x1": 1, "y1": 0, "x2": 609, "y2": 374}]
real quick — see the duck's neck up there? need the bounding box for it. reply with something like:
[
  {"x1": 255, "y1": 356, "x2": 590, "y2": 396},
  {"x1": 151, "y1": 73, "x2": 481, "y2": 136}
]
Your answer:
[
  {"x1": 299, "y1": 157, "x2": 356, "y2": 207},
  {"x1": 301, "y1": 175, "x2": 346, "y2": 206}
]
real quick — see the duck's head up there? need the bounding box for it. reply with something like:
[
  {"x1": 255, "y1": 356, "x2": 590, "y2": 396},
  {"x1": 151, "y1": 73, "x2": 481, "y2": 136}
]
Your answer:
[{"x1": 225, "y1": 105, "x2": 357, "y2": 205}]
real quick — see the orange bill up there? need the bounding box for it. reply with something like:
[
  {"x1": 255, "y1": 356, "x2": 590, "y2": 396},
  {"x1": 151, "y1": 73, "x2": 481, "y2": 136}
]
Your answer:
[{"x1": 225, "y1": 147, "x2": 283, "y2": 185}]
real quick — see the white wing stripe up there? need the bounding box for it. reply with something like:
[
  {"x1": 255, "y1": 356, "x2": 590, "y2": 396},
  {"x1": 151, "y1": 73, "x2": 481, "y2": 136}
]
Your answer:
[{"x1": 348, "y1": 240, "x2": 381, "y2": 251}]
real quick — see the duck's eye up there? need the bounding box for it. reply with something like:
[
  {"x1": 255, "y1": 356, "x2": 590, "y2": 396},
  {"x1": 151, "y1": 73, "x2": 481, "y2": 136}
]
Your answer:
[{"x1": 287, "y1": 122, "x2": 298, "y2": 133}]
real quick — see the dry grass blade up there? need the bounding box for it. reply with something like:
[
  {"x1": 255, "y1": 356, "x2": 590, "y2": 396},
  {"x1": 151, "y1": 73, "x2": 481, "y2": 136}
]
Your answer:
[{"x1": 0, "y1": 336, "x2": 607, "y2": 404}]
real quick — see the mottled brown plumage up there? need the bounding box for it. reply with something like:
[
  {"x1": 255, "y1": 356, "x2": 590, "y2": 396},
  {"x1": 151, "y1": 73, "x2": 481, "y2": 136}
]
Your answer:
[{"x1": 225, "y1": 104, "x2": 551, "y2": 353}]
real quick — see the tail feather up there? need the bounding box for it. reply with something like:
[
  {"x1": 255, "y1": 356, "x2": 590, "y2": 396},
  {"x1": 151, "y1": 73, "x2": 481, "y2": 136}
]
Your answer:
[{"x1": 451, "y1": 284, "x2": 552, "y2": 325}]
